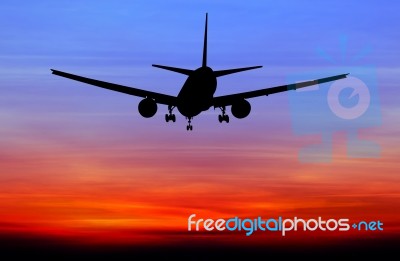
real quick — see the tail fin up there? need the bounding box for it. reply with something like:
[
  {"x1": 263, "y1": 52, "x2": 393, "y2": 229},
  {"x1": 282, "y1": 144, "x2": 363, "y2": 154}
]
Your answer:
[
  {"x1": 152, "y1": 13, "x2": 209, "y2": 75},
  {"x1": 202, "y1": 13, "x2": 208, "y2": 67}
]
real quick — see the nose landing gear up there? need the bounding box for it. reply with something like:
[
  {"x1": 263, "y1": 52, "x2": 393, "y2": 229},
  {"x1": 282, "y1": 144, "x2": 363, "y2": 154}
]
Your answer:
[{"x1": 186, "y1": 117, "x2": 193, "y2": 131}]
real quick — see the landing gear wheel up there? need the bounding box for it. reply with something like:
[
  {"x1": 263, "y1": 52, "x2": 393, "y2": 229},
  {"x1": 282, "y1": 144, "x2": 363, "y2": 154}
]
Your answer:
[
  {"x1": 166, "y1": 106, "x2": 176, "y2": 123},
  {"x1": 217, "y1": 106, "x2": 230, "y2": 123},
  {"x1": 186, "y1": 117, "x2": 193, "y2": 131},
  {"x1": 224, "y1": 115, "x2": 229, "y2": 123}
]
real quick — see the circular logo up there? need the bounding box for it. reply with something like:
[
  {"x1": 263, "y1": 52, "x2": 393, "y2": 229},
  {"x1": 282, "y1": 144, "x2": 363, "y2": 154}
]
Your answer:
[{"x1": 327, "y1": 76, "x2": 370, "y2": 120}]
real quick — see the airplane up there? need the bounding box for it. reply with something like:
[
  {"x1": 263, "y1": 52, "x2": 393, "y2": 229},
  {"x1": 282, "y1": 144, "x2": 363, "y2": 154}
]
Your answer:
[{"x1": 51, "y1": 13, "x2": 348, "y2": 131}]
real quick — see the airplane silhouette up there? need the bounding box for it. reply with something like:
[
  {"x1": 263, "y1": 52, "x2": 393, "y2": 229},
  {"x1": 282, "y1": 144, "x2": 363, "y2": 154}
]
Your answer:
[{"x1": 51, "y1": 13, "x2": 348, "y2": 131}]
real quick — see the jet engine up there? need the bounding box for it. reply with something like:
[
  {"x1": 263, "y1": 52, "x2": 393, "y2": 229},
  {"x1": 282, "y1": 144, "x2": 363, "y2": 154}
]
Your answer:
[
  {"x1": 138, "y1": 98, "x2": 157, "y2": 118},
  {"x1": 231, "y1": 99, "x2": 251, "y2": 119}
]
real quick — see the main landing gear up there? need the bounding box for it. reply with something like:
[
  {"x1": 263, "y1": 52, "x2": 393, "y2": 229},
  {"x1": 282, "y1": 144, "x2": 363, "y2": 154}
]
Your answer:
[
  {"x1": 218, "y1": 106, "x2": 229, "y2": 123},
  {"x1": 165, "y1": 105, "x2": 193, "y2": 131},
  {"x1": 165, "y1": 105, "x2": 176, "y2": 122},
  {"x1": 186, "y1": 117, "x2": 193, "y2": 131}
]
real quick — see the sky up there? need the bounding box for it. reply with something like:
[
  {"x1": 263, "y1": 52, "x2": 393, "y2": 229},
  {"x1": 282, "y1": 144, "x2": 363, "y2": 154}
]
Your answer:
[{"x1": 0, "y1": 0, "x2": 399, "y2": 252}]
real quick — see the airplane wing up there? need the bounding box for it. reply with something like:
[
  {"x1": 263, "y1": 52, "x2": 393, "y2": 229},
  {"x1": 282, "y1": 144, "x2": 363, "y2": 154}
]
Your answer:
[
  {"x1": 51, "y1": 69, "x2": 178, "y2": 106},
  {"x1": 212, "y1": 73, "x2": 349, "y2": 107}
]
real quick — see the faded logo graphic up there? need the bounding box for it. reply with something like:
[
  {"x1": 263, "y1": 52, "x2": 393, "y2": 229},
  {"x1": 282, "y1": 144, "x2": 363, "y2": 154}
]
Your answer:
[{"x1": 287, "y1": 36, "x2": 381, "y2": 162}]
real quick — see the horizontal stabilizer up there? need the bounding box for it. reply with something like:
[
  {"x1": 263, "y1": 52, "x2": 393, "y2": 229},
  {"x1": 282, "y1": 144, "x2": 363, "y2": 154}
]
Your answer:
[
  {"x1": 214, "y1": 66, "x2": 262, "y2": 77},
  {"x1": 152, "y1": 64, "x2": 193, "y2": 75}
]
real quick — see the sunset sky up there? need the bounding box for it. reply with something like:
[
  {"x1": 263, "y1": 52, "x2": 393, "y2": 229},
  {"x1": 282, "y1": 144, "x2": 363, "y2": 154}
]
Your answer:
[{"x1": 0, "y1": 0, "x2": 399, "y2": 252}]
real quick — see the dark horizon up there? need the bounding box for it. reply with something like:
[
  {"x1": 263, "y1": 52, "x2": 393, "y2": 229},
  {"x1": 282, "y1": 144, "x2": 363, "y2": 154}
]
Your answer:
[{"x1": 0, "y1": 231, "x2": 398, "y2": 259}]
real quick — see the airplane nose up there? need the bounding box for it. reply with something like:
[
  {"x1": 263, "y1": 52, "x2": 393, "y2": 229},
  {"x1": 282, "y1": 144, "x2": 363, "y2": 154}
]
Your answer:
[{"x1": 177, "y1": 102, "x2": 202, "y2": 118}]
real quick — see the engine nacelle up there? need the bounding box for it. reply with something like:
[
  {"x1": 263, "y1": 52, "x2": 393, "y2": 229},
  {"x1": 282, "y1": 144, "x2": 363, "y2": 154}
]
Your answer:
[
  {"x1": 138, "y1": 98, "x2": 157, "y2": 118},
  {"x1": 231, "y1": 99, "x2": 251, "y2": 119}
]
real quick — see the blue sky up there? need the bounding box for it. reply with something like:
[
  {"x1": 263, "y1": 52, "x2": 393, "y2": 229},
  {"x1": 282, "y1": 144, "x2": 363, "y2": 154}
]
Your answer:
[{"x1": 0, "y1": 0, "x2": 398, "y2": 137}]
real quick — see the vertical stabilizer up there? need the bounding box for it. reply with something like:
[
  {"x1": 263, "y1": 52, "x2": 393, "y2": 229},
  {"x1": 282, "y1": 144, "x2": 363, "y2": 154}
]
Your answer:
[{"x1": 202, "y1": 13, "x2": 208, "y2": 67}]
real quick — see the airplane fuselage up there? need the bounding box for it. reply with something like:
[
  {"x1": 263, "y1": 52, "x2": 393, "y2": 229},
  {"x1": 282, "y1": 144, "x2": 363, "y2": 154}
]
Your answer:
[{"x1": 177, "y1": 66, "x2": 217, "y2": 118}]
